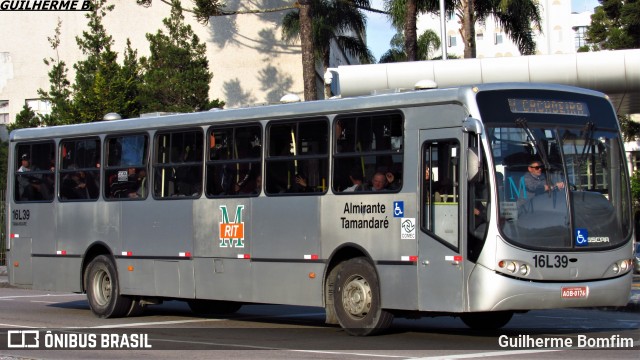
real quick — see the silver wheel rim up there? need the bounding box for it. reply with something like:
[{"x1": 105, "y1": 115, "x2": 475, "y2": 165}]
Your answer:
[
  {"x1": 342, "y1": 275, "x2": 372, "y2": 319},
  {"x1": 93, "y1": 268, "x2": 112, "y2": 306}
]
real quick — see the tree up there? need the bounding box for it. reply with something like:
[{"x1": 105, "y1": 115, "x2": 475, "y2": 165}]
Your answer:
[
  {"x1": 8, "y1": 105, "x2": 41, "y2": 132},
  {"x1": 462, "y1": 0, "x2": 541, "y2": 58},
  {"x1": 73, "y1": 0, "x2": 141, "y2": 122},
  {"x1": 385, "y1": 0, "x2": 449, "y2": 61},
  {"x1": 152, "y1": 0, "x2": 319, "y2": 100},
  {"x1": 587, "y1": 0, "x2": 640, "y2": 50},
  {"x1": 385, "y1": 0, "x2": 541, "y2": 59},
  {"x1": 282, "y1": 0, "x2": 374, "y2": 98},
  {"x1": 379, "y1": 29, "x2": 441, "y2": 63},
  {"x1": 37, "y1": 18, "x2": 75, "y2": 126},
  {"x1": 140, "y1": 0, "x2": 223, "y2": 113}
]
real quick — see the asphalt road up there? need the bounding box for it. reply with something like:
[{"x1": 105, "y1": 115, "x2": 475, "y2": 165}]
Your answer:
[{"x1": 0, "y1": 280, "x2": 638, "y2": 360}]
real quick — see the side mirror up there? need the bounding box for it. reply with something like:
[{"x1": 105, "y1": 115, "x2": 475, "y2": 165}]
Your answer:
[{"x1": 468, "y1": 147, "x2": 482, "y2": 182}]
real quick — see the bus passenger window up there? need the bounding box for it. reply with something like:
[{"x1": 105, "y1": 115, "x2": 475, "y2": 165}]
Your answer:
[
  {"x1": 206, "y1": 124, "x2": 262, "y2": 197},
  {"x1": 105, "y1": 134, "x2": 149, "y2": 200},
  {"x1": 153, "y1": 129, "x2": 203, "y2": 199},
  {"x1": 333, "y1": 113, "x2": 403, "y2": 194},
  {"x1": 59, "y1": 138, "x2": 101, "y2": 201},
  {"x1": 14, "y1": 142, "x2": 55, "y2": 202},
  {"x1": 265, "y1": 119, "x2": 328, "y2": 195}
]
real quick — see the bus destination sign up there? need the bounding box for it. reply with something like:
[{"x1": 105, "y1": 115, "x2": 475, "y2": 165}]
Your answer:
[{"x1": 508, "y1": 98, "x2": 590, "y2": 116}]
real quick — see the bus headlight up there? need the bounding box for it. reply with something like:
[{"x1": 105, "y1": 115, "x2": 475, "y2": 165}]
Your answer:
[
  {"x1": 498, "y1": 260, "x2": 531, "y2": 277},
  {"x1": 611, "y1": 259, "x2": 632, "y2": 274}
]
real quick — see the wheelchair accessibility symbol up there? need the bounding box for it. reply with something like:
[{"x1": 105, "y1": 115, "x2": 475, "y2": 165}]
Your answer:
[
  {"x1": 393, "y1": 201, "x2": 404, "y2": 218},
  {"x1": 575, "y1": 228, "x2": 588, "y2": 247}
]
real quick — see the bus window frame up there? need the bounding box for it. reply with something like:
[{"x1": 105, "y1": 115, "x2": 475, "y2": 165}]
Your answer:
[
  {"x1": 332, "y1": 111, "x2": 404, "y2": 195},
  {"x1": 58, "y1": 136, "x2": 101, "y2": 202},
  {"x1": 420, "y1": 138, "x2": 461, "y2": 252},
  {"x1": 152, "y1": 128, "x2": 204, "y2": 200},
  {"x1": 14, "y1": 140, "x2": 56, "y2": 203},
  {"x1": 206, "y1": 123, "x2": 263, "y2": 198},
  {"x1": 265, "y1": 117, "x2": 329, "y2": 196},
  {"x1": 103, "y1": 133, "x2": 150, "y2": 201}
]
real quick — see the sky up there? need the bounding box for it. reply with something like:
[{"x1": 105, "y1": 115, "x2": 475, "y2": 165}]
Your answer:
[{"x1": 364, "y1": 0, "x2": 602, "y2": 62}]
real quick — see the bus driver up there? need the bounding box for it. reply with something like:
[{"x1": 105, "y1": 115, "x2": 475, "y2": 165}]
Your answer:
[{"x1": 524, "y1": 159, "x2": 564, "y2": 196}]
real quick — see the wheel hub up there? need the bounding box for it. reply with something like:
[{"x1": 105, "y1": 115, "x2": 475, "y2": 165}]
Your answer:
[{"x1": 342, "y1": 276, "x2": 372, "y2": 318}]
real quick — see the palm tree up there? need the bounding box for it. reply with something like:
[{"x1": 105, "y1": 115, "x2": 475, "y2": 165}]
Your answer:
[
  {"x1": 385, "y1": 0, "x2": 541, "y2": 59},
  {"x1": 385, "y1": 0, "x2": 448, "y2": 61},
  {"x1": 282, "y1": 0, "x2": 374, "y2": 98},
  {"x1": 379, "y1": 29, "x2": 441, "y2": 63},
  {"x1": 461, "y1": 0, "x2": 542, "y2": 58}
]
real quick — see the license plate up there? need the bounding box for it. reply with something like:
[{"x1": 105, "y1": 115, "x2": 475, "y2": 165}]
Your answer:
[{"x1": 561, "y1": 286, "x2": 588, "y2": 299}]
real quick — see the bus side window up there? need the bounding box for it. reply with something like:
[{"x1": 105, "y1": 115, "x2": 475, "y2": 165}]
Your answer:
[
  {"x1": 59, "y1": 138, "x2": 101, "y2": 201},
  {"x1": 265, "y1": 119, "x2": 328, "y2": 195},
  {"x1": 153, "y1": 129, "x2": 203, "y2": 199},
  {"x1": 105, "y1": 134, "x2": 149, "y2": 200},
  {"x1": 206, "y1": 124, "x2": 262, "y2": 197},
  {"x1": 15, "y1": 142, "x2": 55, "y2": 202},
  {"x1": 333, "y1": 113, "x2": 403, "y2": 194}
]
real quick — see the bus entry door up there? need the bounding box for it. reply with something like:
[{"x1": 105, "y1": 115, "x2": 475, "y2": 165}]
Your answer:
[{"x1": 418, "y1": 130, "x2": 465, "y2": 312}]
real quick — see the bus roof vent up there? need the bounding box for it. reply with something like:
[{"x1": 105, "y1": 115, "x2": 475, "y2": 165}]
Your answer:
[
  {"x1": 280, "y1": 94, "x2": 301, "y2": 103},
  {"x1": 414, "y1": 79, "x2": 438, "y2": 90},
  {"x1": 103, "y1": 112, "x2": 122, "y2": 121}
]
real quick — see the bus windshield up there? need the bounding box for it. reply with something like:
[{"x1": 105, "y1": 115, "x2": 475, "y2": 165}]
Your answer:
[{"x1": 478, "y1": 90, "x2": 631, "y2": 251}]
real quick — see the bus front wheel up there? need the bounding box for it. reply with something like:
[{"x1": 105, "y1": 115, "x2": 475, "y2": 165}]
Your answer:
[
  {"x1": 85, "y1": 255, "x2": 132, "y2": 318},
  {"x1": 333, "y1": 257, "x2": 393, "y2": 336}
]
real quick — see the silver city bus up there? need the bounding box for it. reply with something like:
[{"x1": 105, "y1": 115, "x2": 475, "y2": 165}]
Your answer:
[{"x1": 6, "y1": 82, "x2": 633, "y2": 336}]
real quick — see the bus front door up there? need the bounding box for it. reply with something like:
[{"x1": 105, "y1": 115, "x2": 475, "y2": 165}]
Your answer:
[{"x1": 418, "y1": 130, "x2": 465, "y2": 312}]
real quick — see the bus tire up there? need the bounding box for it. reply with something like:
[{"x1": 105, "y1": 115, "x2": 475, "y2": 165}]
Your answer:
[
  {"x1": 460, "y1": 311, "x2": 513, "y2": 330},
  {"x1": 85, "y1": 255, "x2": 132, "y2": 318},
  {"x1": 188, "y1": 300, "x2": 242, "y2": 315},
  {"x1": 333, "y1": 257, "x2": 393, "y2": 336}
]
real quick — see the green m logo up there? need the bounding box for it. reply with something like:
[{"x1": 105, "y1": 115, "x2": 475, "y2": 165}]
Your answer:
[{"x1": 219, "y1": 205, "x2": 245, "y2": 248}]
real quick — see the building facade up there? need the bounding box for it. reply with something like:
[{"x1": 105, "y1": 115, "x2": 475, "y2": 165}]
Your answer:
[
  {"x1": 418, "y1": 0, "x2": 593, "y2": 58},
  {"x1": 0, "y1": 1, "x2": 360, "y2": 124}
]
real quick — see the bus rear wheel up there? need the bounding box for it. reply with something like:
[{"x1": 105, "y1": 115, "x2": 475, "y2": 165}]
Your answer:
[
  {"x1": 333, "y1": 257, "x2": 393, "y2": 336},
  {"x1": 460, "y1": 311, "x2": 513, "y2": 330},
  {"x1": 85, "y1": 255, "x2": 132, "y2": 318},
  {"x1": 188, "y1": 300, "x2": 242, "y2": 315}
]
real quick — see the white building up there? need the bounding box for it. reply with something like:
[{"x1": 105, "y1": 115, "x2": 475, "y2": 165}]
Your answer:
[
  {"x1": 418, "y1": 0, "x2": 593, "y2": 58},
  {"x1": 0, "y1": 1, "x2": 360, "y2": 124}
]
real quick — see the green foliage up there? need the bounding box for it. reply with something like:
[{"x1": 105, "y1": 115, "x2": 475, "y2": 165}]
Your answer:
[
  {"x1": 587, "y1": 0, "x2": 640, "y2": 50},
  {"x1": 73, "y1": 0, "x2": 142, "y2": 122},
  {"x1": 37, "y1": 18, "x2": 75, "y2": 126},
  {"x1": 619, "y1": 114, "x2": 640, "y2": 142},
  {"x1": 9, "y1": 105, "x2": 41, "y2": 132},
  {"x1": 140, "y1": 0, "x2": 223, "y2": 113},
  {"x1": 379, "y1": 29, "x2": 441, "y2": 62},
  {"x1": 282, "y1": 0, "x2": 374, "y2": 64}
]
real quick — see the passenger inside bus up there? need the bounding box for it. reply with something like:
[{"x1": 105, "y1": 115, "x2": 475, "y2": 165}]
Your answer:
[
  {"x1": 384, "y1": 168, "x2": 401, "y2": 191},
  {"x1": 343, "y1": 167, "x2": 367, "y2": 192},
  {"x1": 128, "y1": 168, "x2": 147, "y2": 198},
  {"x1": 371, "y1": 172, "x2": 387, "y2": 191},
  {"x1": 16, "y1": 153, "x2": 54, "y2": 201},
  {"x1": 61, "y1": 166, "x2": 89, "y2": 200}
]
